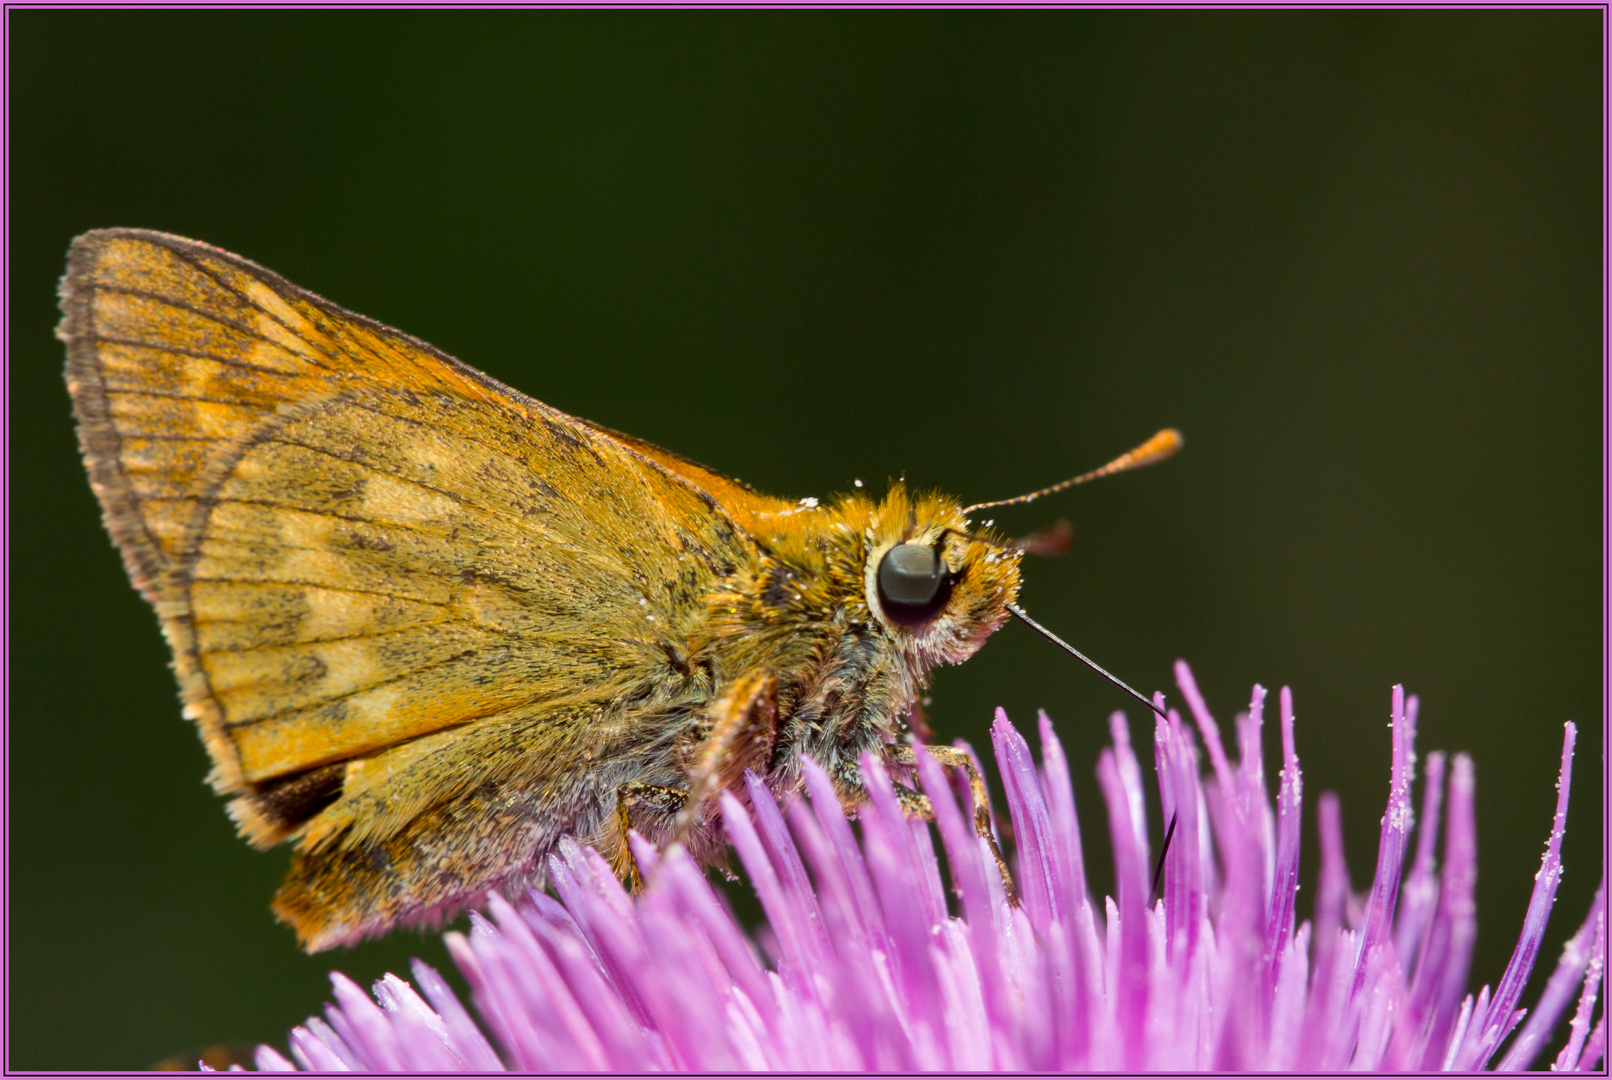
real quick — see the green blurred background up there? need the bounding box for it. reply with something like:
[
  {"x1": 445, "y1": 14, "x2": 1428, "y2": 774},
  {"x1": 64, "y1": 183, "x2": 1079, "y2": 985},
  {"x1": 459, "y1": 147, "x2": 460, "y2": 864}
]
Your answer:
[{"x1": 9, "y1": 10, "x2": 1603, "y2": 1069}]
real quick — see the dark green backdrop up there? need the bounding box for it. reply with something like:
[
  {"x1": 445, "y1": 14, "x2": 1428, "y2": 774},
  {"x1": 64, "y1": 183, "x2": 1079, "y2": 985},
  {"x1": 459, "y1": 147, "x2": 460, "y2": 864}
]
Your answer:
[{"x1": 9, "y1": 11, "x2": 1603, "y2": 1070}]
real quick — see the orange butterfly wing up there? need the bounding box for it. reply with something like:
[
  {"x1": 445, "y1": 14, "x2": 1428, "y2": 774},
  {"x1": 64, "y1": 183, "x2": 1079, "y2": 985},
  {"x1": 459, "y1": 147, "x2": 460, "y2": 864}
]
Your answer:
[{"x1": 60, "y1": 229, "x2": 755, "y2": 848}]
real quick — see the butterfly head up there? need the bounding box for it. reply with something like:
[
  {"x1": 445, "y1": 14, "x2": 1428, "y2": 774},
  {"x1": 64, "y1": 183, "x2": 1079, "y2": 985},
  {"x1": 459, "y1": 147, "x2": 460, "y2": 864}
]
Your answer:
[{"x1": 858, "y1": 486, "x2": 1022, "y2": 669}]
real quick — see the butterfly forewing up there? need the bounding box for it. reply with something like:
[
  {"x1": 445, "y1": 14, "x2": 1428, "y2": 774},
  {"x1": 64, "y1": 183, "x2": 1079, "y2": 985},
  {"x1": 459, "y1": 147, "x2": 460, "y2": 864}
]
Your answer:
[{"x1": 60, "y1": 230, "x2": 751, "y2": 850}]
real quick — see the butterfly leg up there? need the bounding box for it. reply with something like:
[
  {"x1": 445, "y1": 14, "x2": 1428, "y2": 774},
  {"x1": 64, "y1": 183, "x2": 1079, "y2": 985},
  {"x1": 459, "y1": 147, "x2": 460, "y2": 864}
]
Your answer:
[
  {"x1": 604, "y1": 671, "x2": 777, "y2": 890},
  {"x1": 612, "y1": 780, "x2": 690, "y2": 890},
  {"x1": 674, "y1": 669, "x2": 778, "y2": 839},
  {"x1": 884, "y1": 743, "x2": 1019, "y2": 905}
]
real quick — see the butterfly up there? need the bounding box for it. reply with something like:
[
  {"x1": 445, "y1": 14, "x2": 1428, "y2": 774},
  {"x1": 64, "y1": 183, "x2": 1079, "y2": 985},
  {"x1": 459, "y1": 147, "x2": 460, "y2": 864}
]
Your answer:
[{"x1": 60, "y1": 229, "x2": 1179, "y2": 951}]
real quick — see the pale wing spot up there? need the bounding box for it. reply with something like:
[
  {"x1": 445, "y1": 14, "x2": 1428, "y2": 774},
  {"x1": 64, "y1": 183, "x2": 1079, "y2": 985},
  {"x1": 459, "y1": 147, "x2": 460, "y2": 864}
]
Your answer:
[
  {"x1": 159, "y1": 353, "x2": 231, "y2": 402},
  {"x1": 301, "y1": 637, "x2": 386, "y2": 696},
  {"x1": 455, "y1": 581, "x2": 555, "y2": 634},
  {"x1": 237, "y1": 337, "x2": 311, "y2": 374},
  {"x1": 275, "y1": 504, "x2": 338, "y2": 552},
  {"x1": 228, "y1": 641, "x2": 551, "y2": 782},
  {"x1": 191, "y1": 581, "x2": 452, "y2": 653},
  {"x1": 186, "y1": 500, "x2": 322, "y2": 584},
  {"x1": 234, "y1": 683, "x2": 405, "y2": 781},
  {"x1": 299, "y1": 586, "x2": 450, "y2": 640},
  {"x1": 193, "y1": 536, "x2": 455, "y2": 608},
  {"x1": 200, "y1": 504, "x2": 351, "y2": 591},
  {"x1": 197, "y1": 501, "x2": 279, "y2": 547},
  {"x1": 274, "y1": 546, "x2": 372, "y2": 592},
  {"x1": 117, "y1": 436, "x2": 209, "y2": 479},
  {"x1": 243, "y1": 280, "x2": 337, "y2": 366},
  {"x1": 104, "y1": 388, "x2": 261, "y2": 441},
  {"x1": 97, "y1": 342, "x2": 244, "y2": 402},
  {"x1": 299, "y1": 586, "x2": 400, "y2": 641},
  {"x1": 228, "y1": 447, "x2": 298, "y2": 489},
  {"x1": 362, "y1": 472, "x2": 463, "y2": 526},
  {"x1": 203, "y1": 647, "x2": 300, "y2": 695},
  {"x1": 209, "y1": 620, "x2": 497, "y2": 724},
  {"x1": 410, "y1": 437, "x2": 466, "y2": 477},
  {"x1": 191, "y1": 499, "x2": 303, "y2": 571},
  {"x1": 88, "y1": 291, "x2": 290, "y2": 393}
]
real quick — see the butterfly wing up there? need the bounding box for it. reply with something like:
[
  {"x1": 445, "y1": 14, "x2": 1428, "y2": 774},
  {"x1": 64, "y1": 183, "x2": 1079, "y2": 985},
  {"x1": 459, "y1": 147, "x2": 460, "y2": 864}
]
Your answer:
[
  {"x1": 60, "y1": 230, "x2": 754, "y2": 861},
  {"x1": 575, "y1": 419, "x2": 801, "y2": 524}
]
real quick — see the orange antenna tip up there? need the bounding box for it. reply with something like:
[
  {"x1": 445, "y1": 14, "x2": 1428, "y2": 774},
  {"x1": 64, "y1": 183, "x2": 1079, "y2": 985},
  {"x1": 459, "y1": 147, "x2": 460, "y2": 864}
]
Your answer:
[
  {"x1": 964, "y1": 427, "x2": 1184, "y2": 514},
  {"x1": 1131, "y1": 427, "x2": 1184, "y2": 467}
]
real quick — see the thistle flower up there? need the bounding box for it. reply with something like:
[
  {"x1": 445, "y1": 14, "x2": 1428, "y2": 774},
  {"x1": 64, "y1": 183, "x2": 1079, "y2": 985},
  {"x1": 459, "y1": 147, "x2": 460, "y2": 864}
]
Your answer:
[{"x1": 250, "y1": 662, "x2": 1603, "y2": 1072}]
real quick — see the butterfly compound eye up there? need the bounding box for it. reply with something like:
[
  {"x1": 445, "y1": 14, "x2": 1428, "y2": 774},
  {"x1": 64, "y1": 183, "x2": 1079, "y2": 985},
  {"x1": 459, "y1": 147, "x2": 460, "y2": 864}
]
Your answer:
[{"x1": 876, "y1": 543, "x2": 951, "y2": 626}]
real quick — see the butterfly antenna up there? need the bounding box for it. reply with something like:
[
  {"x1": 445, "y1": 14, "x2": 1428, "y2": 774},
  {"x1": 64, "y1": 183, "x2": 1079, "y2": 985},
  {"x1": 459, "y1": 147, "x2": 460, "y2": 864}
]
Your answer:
[
  {"x1": 1151, "y1": 813, "x2": 1178, "y2": 903},
  {"x1": 1007, "y1": 603, "x2": 1166, "y2": 720},
  {"x1": 964, "y1": 428, "x2": 1183, "y2": 514}
]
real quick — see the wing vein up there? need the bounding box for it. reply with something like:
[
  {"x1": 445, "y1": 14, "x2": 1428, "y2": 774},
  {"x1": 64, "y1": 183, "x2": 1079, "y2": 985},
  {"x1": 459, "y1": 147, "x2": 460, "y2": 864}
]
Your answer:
[
  {"x1": 107, "y1": 432, "x2": 219, "y2": 445},
  {"x1": 88, "y1": 333, "x2": 325, "y2": 379},
  {"x1": 200, "y1": 620, "x2": 460, "y2": 655},
  {"x1": 104, "y1": 386, "x2": 282, "y2": 408},
  {"x1": 92, "y1": 284, "x2": 333, "y2": 365},
  {"x1": 185, "y1": 576, "x2": 459, "y2": 609},
  {"x1": 206, "y1": 495, "x2": 487, "y2": 537},
  {"x1": 162, "y1": 242, "x2": 447, "y2": 381},
  {"x1": 158, "y1": 245, "x2": 346, "y2": 367}
]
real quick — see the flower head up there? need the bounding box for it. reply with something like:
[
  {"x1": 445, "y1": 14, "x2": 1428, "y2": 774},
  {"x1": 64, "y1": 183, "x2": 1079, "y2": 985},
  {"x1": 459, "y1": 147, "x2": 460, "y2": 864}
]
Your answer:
[{"x1": 251, "y1": 662, "x2": 1604, "y2": 1072}]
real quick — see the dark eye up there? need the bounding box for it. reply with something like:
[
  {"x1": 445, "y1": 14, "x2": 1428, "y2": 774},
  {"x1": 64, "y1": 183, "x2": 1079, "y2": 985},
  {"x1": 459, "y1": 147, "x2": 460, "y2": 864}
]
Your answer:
[{"x1": 876, "y1": 543, "x2": 952, "y2": 626}]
